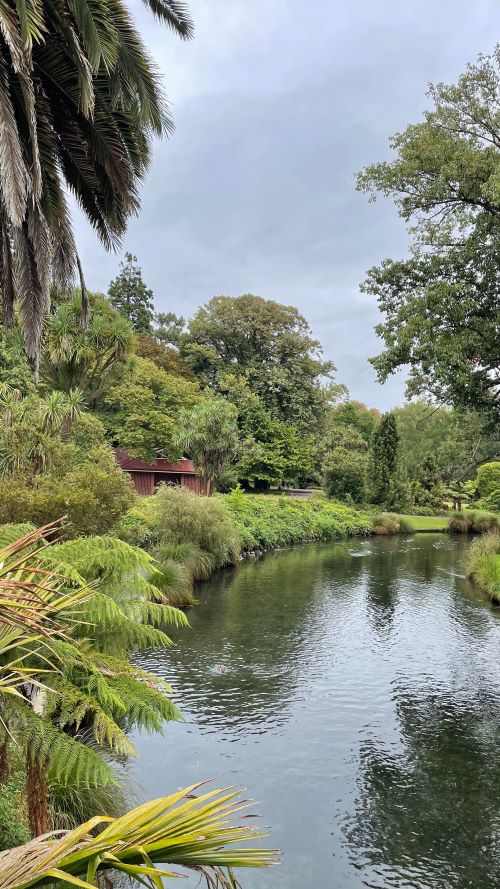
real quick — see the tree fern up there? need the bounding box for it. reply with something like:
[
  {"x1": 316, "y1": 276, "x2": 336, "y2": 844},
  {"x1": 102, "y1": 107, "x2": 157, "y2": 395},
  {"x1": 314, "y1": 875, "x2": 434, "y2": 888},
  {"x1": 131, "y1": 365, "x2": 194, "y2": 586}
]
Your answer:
[
  {"x1": 4, "y1": 700, "x2": 115, "y2": 789},
  {"x1": 107, "y1": 675, "x2": 182, "y2": 732},
  {"x1": 45, "y1": 679, "x2": 135, "y2": 758},
  {"x1": 0, "y1": 524, "x2": 186, "y2": 834},
  {"x1": 0, "y1": 523, "x2": 36, "y2": 548}
]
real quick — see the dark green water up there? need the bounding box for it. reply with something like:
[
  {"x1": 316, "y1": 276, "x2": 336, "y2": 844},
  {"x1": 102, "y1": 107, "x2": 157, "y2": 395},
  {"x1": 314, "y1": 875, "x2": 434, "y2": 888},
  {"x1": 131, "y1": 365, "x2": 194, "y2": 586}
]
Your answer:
[{"x1": 133, "y1": 534, "x2": 500, "y2": 889}]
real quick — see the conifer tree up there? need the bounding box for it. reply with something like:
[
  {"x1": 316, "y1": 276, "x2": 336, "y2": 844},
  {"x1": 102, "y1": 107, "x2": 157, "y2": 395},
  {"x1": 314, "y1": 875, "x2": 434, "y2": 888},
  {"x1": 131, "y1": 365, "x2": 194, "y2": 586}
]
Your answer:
[
  {"x1": 108, "y1": 254, "x2": 155, "y2": 333},
  {"x1": 369, "y1": 412, "x2": 399, "y2": 505}
]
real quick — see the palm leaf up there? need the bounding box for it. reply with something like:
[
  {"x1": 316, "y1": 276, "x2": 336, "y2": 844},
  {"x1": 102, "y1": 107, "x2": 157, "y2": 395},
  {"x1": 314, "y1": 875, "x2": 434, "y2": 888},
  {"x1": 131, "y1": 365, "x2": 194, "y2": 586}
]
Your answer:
[{"x1": 0, "y1": 785, "x2": 279, "y2": 889}]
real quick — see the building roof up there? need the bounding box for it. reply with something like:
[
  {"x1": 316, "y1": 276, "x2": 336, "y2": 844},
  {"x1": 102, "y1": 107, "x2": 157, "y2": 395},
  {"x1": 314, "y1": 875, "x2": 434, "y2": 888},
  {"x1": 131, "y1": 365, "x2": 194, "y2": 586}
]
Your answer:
[{"x1": 114, "y1": 449, "x2": 198, "y2": 475}]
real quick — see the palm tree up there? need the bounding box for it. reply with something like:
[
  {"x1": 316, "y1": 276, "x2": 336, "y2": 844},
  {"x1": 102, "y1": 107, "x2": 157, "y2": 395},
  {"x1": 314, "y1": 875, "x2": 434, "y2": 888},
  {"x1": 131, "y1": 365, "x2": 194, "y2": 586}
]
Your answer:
[
  {"x1": 0, "y1": 0, "x2": 193, "y2": 366},
  {"x1": 41, "y1": 292, "x2": 134, "y2": 405},
  {"x1": 0, "y1": 386, "x2": 83, "y2": 474}
]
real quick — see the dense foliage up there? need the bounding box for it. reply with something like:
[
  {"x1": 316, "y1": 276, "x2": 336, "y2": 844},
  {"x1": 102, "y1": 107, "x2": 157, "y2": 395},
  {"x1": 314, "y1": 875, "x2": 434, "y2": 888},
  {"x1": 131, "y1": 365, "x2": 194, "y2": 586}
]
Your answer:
[
  {"x1": 467, "y1": 532, "x2": 500, "y2": 602},
  {"x1": 182, "y1": 294, "x2": 335, "y2": 431},
  {"x1": 222, "y1": 489, "x2": 371, "y2": 552},
  {"x1": 368, "y1": 413, "x2": 400, "y2": 505},
  {"x1": 152, "y1": 485, "x2": 242, "y2": 570},
  {"x1": 358, "y1": 47, "x2": 500, "y2": 423}
]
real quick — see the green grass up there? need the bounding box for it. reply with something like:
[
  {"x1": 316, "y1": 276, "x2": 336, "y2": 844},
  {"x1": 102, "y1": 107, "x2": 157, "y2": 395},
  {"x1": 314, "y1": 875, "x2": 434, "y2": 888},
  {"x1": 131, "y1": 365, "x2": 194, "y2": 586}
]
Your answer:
[
  {"x1": 466, "y1": 533, "x2": 500, "y2": 603},
  {"x1": 384, "y1": 511, "x2": 499, "y2": 533},
  {"x1": 394, "y1": 514, "x2": 450, "y2": 532}
]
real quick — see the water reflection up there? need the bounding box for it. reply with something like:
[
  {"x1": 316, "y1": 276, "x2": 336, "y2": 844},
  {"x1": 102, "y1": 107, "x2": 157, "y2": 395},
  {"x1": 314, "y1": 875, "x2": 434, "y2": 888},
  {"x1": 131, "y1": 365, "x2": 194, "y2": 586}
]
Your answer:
[
  {"x1": 133, "y1": 535, "x2": 500, "y2": 889},
  {"x1": 345, "y1": 689, "x2": 500, "y2": 888},
  {"x1": 136, "y1": 542, "x2": 365, "y2": 736}
]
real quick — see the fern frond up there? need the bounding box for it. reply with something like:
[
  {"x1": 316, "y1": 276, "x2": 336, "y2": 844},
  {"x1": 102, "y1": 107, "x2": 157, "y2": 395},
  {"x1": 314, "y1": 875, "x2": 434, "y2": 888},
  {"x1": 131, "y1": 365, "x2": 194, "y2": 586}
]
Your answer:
[
  {"x1": 128, "y1": 599, "x2": 188, "y2": 629},
  {"x1": 0, "y1": 523, "x2": 37, "y2": 548},
  {"x1": 45, "y1": 679, "x2": 135, "y2": 758},
  {"x1": 108, "y1": 675, "x2": 183, "y2": 732},
  {"x1": 49, "y1": 536, "x2": 155, "y2": 588},
  {"x1": 5, "y1": 699, "x2": 116, "y2": 788}
]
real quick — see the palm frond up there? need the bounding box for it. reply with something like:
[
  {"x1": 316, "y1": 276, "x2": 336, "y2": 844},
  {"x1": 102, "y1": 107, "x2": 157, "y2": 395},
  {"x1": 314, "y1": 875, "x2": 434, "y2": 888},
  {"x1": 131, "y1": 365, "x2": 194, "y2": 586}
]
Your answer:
[
  {"x1": 0, "y1": 785, "x2": 279, "y2": 889},
  {"x1": 141, "y1": 0, "x2": 194, "y2": 38}
]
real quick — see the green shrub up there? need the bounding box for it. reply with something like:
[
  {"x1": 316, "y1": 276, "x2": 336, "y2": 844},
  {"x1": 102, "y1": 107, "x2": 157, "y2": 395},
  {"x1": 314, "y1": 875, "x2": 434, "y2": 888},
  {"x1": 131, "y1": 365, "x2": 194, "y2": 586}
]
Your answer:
[
  {"x1": 371, "y1": 513, "x2": 412, "y2": 535},
  {"x1": 0, "y1": 449, "x2": 135, "y2": 537},
  {"x1": 114, "y1": 507, "x2": 159, "y2": 549},
  {"x1": 221, "y1": 490, "x2": 371, "y2": 552},
  {"x1": 0, "y1": 770, "x2": 30, "y2": 851},
  {"x1": 448, "y1": 511, "x2": 500, "y2": 534},
  {"x1": 152, "y1": 485, "x2": 241, "y2": 569},
  {"x1": 467, "y1": 532, "x2": 500, "y2": 602},
  {"x1": 476, "y1": 462, "x2": 500, "y2": 499},
  {"x1": 481, "y1": 488, "x2": 500, "y2": 512},
  {"x1": 322, "y1": 447, "x2": 367, "y2": 502}
]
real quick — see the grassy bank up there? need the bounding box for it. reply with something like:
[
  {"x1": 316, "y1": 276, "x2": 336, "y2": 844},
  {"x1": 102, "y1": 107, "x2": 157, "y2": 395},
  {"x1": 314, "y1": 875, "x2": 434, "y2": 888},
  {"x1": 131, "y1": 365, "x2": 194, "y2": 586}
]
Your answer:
[
  {"x1": 467, "y1": 533, "x2": 500, "y2": 604},
  {"x1": 398, "y1": 514, "x2": 450, "y2": 532},
  {"x1": 372, "y1": 511, "x2": 500, "y2": 535},
  {"x1": 221, "y1": 490, "x2": 371, "y2": 551},
  {"x1": 117, "y1": 489, "x2": 371, "y2": 602}
]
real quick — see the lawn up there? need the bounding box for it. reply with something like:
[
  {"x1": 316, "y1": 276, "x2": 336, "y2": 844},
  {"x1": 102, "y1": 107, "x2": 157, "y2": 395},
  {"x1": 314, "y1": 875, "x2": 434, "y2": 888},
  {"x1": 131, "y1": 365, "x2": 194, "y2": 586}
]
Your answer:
[{"x1": 395, "y1": 514, "x2": 450, "y2": 532}]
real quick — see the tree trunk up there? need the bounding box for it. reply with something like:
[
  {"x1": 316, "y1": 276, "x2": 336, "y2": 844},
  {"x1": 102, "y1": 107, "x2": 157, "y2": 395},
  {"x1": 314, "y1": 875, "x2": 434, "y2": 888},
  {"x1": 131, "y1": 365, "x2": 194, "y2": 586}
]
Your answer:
[
  {"x1": 201, "y1": 474, "x2": 212, "y2": 496},
  {"x1": 0, "y1": 736, "x2": 9, "y2": 784},
  {"x1": 26, "y1": 747, "x2": 51, "y2": 836}
]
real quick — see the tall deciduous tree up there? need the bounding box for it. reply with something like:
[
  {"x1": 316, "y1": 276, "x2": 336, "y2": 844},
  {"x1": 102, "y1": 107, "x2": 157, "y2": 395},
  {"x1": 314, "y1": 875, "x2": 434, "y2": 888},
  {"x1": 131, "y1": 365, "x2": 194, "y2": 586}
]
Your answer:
[
  {"x1": 175, "y1": 397, "x2": 240, "y2": 495},
  {"x1": 183, "y1": 294, "x2": 335, "y2": 430},
  {"x1": 220, "y1": 374, "x2": 315, "y2": 489},
  {"x1": 358, "y1": 47, "x2": 500, "y2": 422},
  {"x1": 108, "y1": 253, "x2": 155, "y2": 333},
  {"x1": 369, "y1": 413, "x2": 399, "y2": 505},
  {"x1": 102, "y1": 356, "x2": 200, "y2": 460},
  {"x1": 0, "y1": 0, "x2": 193, "y2": 364}
]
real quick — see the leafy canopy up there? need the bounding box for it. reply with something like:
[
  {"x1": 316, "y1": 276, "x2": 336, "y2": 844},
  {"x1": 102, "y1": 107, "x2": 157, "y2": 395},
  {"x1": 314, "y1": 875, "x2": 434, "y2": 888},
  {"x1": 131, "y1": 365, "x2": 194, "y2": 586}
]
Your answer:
[
  {"x1": 102, "y1": 355, "x2": 200, "y2": 460},
  {"x1": 358, "y1": 47, "x2": 500, "y2": 421},
  {"x1": 220, "y1": 374, "x2": 315, "y2": 488},
  {"x1": 183, "y1": 294, "x2": 335, "y2": 430}
]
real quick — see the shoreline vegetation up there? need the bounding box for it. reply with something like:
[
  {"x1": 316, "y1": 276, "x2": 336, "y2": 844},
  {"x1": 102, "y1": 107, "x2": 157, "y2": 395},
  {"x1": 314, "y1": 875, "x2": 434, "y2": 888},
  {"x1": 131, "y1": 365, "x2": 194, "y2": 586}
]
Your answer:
[
  {"x1": 115, "y1": 488, "x2": 500, "y2": 606},
  {"x1": 467, "y1": 533, "x2": 500, "y2": 605}
]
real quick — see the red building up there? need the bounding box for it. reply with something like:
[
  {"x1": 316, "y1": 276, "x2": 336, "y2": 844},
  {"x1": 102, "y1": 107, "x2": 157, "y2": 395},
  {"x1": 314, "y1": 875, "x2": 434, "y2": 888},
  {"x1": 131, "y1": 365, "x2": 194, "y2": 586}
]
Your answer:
[{"x1": 114, "y1": 449, "x2": 201, "y2": 496}]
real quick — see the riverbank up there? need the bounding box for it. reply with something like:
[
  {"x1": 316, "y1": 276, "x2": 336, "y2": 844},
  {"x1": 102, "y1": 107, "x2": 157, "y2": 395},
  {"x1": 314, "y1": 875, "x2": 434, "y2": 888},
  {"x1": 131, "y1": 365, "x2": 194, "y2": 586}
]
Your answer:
[
  {"x1": 117, "y1": 492, "x2": 500, "y2": 607},
  {"x1": 467, "y1": 533, "x2": 500, "y2": 604},
  {"x1": 222, "y1": 490, "x2": 371, "y2": 551},
  {"x1": 373, "y1": 511, "x2": 500, "y2": 535}
]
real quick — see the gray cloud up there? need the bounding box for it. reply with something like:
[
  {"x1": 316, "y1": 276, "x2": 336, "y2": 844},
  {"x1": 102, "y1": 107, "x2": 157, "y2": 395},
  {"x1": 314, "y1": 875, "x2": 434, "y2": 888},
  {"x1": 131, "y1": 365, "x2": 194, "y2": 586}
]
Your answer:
[{"x1": 73, "y1": 0, "x2": 500, "y2": 409}]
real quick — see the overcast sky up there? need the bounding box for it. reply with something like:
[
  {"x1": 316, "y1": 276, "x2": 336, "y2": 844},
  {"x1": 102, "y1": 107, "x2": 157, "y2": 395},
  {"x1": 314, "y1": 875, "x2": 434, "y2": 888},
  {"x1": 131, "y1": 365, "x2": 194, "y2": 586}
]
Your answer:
[{"x1": 73, "y1": 0, "x2": 499, "y2": 410}]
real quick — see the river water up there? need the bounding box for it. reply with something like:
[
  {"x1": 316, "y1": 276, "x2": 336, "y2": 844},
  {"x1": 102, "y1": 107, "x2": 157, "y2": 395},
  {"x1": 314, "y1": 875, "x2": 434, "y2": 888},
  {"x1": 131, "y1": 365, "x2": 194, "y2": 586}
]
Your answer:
[{"x1": 133, "y1": 534, "x2": 500, "y2": 889}]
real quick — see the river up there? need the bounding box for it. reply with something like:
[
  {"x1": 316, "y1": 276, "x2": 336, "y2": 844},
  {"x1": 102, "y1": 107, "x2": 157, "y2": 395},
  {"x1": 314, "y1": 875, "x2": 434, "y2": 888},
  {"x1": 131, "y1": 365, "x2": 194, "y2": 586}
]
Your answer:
[{"x1": 133, "y1": 534, "x2": 500, "y2": 889}]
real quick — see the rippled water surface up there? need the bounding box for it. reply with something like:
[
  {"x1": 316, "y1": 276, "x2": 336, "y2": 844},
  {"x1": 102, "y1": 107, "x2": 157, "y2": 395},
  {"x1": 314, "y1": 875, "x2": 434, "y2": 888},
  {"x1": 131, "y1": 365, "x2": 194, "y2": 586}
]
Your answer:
[{"x1": 133, "y1": 534, "x2": 500, "y2": 889}]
